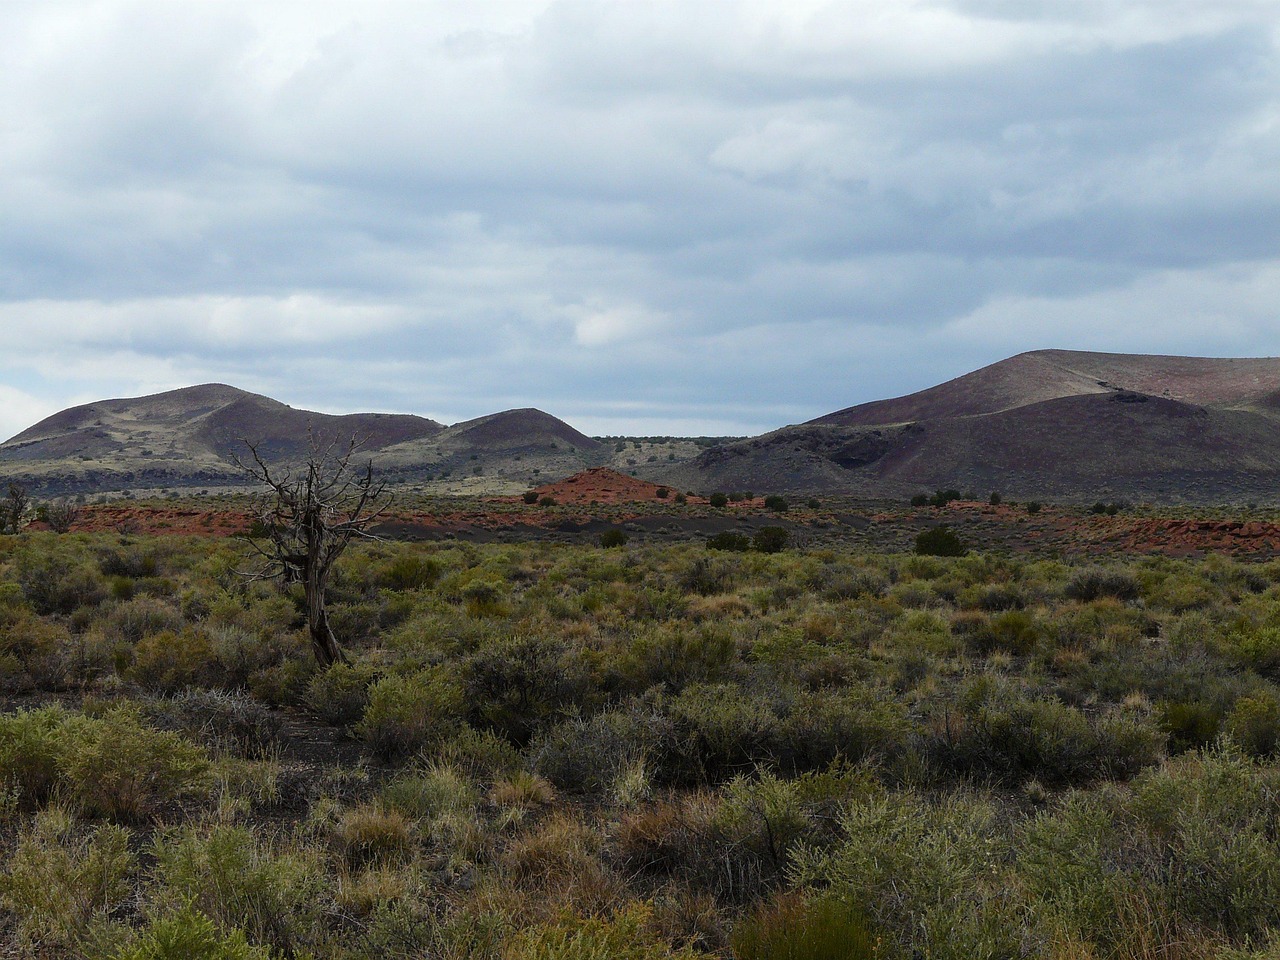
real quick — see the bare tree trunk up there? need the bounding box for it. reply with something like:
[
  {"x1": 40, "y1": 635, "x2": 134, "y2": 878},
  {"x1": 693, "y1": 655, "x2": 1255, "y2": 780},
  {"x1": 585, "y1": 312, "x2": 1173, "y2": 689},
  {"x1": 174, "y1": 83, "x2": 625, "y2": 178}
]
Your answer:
[{"x1": 304, "y1": 577, "x2": 345, "y2": 667}]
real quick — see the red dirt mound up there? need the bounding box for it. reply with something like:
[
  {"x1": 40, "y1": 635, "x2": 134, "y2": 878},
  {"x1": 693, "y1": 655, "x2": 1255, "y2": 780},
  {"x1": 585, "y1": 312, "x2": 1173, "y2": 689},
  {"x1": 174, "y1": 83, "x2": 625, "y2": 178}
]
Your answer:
[{"x1": 529, "y1": 468, "x2": 685, "y2": 505}]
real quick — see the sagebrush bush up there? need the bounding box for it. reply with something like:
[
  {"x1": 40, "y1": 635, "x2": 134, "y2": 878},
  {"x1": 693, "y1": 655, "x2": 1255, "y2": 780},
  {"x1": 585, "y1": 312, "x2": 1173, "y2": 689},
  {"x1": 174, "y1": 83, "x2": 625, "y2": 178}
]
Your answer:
[
  {"x1": 154, "y1": 823, "x2": 332, "y2": 956},
  {"x1": 0, "y1": 805, "x2": 133, "y2": 951},
  {"x1": 359, "y1": 667, "x2": 465, "y2": 760},
  {"x1": 63, "y1": 706, "x2": 211, "y2": 821},
  {"x1": 1065, "y1": 567, "x2": 1141, "y2": 603},
  {"x1": 731, "y1": 893, "x2": 878, "y2": 960},
  {"x1": 114, "y1": 902, "x2": 270, "y2": 960},
  {"x1": 145, "y1": 688, "x2": 280, "y2": 754}
]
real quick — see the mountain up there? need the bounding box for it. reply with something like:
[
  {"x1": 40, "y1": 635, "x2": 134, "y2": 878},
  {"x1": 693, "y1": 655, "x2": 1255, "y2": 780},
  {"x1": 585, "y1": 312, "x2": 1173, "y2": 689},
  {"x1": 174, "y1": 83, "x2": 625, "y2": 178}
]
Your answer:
[
  {"x1": 0, "y1": 386, "x2": 606, "y2": 495},
  {"x1": 668, "y1": 350, "x2": 1280, "y2": 503},
  {"x1": 375, "y1": 408, "x2": 605, "y2": 485}
]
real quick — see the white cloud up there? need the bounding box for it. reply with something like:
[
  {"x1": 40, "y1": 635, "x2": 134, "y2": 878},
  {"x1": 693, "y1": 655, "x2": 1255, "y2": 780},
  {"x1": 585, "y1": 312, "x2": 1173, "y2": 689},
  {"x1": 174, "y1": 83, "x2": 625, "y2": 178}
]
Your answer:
[{"x1": 0, "y1": 0, "x2": 1278, "y2": 434}]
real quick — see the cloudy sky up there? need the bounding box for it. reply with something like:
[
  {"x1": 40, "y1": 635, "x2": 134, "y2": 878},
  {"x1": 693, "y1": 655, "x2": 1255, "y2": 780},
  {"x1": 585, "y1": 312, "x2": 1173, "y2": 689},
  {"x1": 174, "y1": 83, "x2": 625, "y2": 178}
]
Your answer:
[{"x1": 2, "y1": 0, "x2": 1279, "y2": 439}]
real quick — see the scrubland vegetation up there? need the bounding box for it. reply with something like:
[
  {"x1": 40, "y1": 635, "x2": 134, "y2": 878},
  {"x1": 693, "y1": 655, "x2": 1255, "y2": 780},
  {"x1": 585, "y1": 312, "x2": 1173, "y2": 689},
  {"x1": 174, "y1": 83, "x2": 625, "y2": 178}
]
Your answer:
[{"x1": 3, "y1": 525, "x2": 1280, "y2": 957}]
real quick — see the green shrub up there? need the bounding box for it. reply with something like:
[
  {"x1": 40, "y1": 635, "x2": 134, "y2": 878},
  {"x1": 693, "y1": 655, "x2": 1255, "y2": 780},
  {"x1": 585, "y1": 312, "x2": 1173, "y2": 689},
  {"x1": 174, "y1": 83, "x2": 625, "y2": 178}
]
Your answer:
[
  {"x1": 915, "y1": 526, "x2": 966, "y2": 557},
  {"x1": 380, "y1": 554, "x2": 440, "y2": 591},
  {"x1": 616, "y1": 624, "x2": 735, "y2": 693},
  {"x1": 305, "y1": 661, "x2": 377, "y2": 727},
  {"x1": 145, "y1": 689, "x2": 280, "y2": 755},
  {"x1": 0, "y1": 705, "x2": 79, "y2": 808},
  {"x1": 533, "y1": 709, "x2": 661, "y2": 794},
  {"x1": 1158, "y1": 699, "x2": 1223, "y2": 753},
  {"x1": 1065, "y1": 567, "x2": 1141, "y2": 603},
  {"x1": 707, "y1": 532, "x2": 751, "y2": 552},
  {"x1": 709, "y1": 493, "x2": 729, "y2": 509},
  {"x1": 506, "y1": 904, "x2": 700, "y2": 960},
  {"x1": 791, "y1": 793, "x2": 1022, "y2": 960},
  {"x1": 731, "y1": 893, "x2": 878, "y2": 960},
  {"x1": 763, "y1": 496, "x2": 788, "y2": 512},
  {"x1": 382, "y1": 762, "x2": 480, "y2": 820},
  {"x1": 599, "y1": 529, "x2": 629, "y2": 548},
  {"x1": 1226, "y1": 694, "x2": 1280, "y2": 758},
  {"x1": 17, "y1": 553, "x2": 108, "y2": 615},
  {"x1": 114, "y1": 902, "x2": 270, "y2": 960},
  {"x1": 538, "y1": 496, "x2": 557, "y2": 507},
  {"x1": 63, "y1": 707, "x2": 211, "y2": 821},
  {"x1": 463, "y1": 635, "x2": 588, "y2": 744},
  {"x1": 679, "y1": 556, "x2": 736, "y2": 595},
  {"x1": 332, "y1": 803, "x2": 415, "y2": 868},
  {"x1": 0, "y1": 806, "x2": 133, "y2": 952},
  {"x1": 752, "y1": 527, "x2": 789, "y2": 553},
  {"x1": 910, "y1": 493, "x2": 930, "y2": 507},
  {"x1": 1026, "y1": 501, "x2": 1042, "y2": 514},
  {"x1": 523, "y1": 490, "x2": 539, "y2": 504},
  {"x1": 930, "y1": 489, "x2": 962, "y2": 507},
  {"x1": 153, "y1": 823, "x2": 330, "y2": 957},
  {"x1": 128, "y1": 628, "x2": 214, "y2": 693},
  {"x1": 359, "y1": 668, "x2": 466, "y2": 760}
]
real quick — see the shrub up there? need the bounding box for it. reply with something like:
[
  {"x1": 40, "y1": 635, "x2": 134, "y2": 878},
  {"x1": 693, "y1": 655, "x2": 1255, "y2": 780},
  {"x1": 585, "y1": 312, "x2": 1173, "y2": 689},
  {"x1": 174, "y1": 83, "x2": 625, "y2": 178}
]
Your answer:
[
  {"x1": 145, "y1": 689, "x2": 281, "y2": 755},
  {"x1": 114, "y1": 902, "x2": 270, "y2": 960},
  {"x1": 0, "y1": 705, "x2": 80, "y2": 809},
  {"x1": 462, "y1": 635, "x2": 587, "y2": 745},
  {"x1": 709, "y1": 493, "x2": 728, "y2": 509},
  {"x1": 1065, "y1": 567, "x2": 1141, "y2": 603},
  {"x1": 305, "y1": 661, "x2": 377, "y2": 727},
  {"x1": 128, "y1": 628, "x2": 214, "y2": 693},
  {"x1": 930, "y1": 489, "x2": 962, "y2": 507},
  {"x1": 656, "y1": 487, "x2": 670, "y2": 499},
  {"x1": 359, "y1": 668, "x2": 465, "y2": 761},
  {"x1": 538, "y1": 496, "x2": 557, "y2": 507},
  {"x1": 752, "y1": 527, "x2": 789, "y2": 553},
  {"x1": 0, "y1": 806, "x2": 134, "y2": 952},
  {"x1": 989, "y1": 492, "x2": 1002, "y2": 505},
  {"x1": 523, "y1": 491, "x2": 539, "y2": 504},
  {"x1": 616, "y1": 625, "x2": 735, "y2": 693},
  {"x1": 18, "y1": 554, "x2": 107, "y2": 615},
  {"x1": 915, "y1": 526, "x2": 966, "y2": 557},
  {"x1": 380, "y1": 554, "x2": 440, "y2": 591},
  {"x1": 599, "y1": 529, "x2": 629, "y2": 548},
  {"x1": 332, "y1": 803, "x2": 414, "y2": 868},
  {"x1": 153, "y1": 823, "x2": 330, "y2": 957},
  {"x1": 910, "y1": 493, "x2": 930, "y2": 507},
  {"x1": 532, "y1": 710, "x2": 660, "y2": 794},
  {"x1": 63, "y1": 707, "x2": 211, "y2": 821},
  {"x1": 790, "y1": 793, "x2": 1022, "y2": 960},
  {"x1": 731, "y1": 893, "x2": 878, "y2": 960},
  {"x1": 1225, "y1": 694, "x2": 1280, "y2": 758},
  {"x1": 763, "y1": 496, "x2": 788, "y2": 512},
  {"x1": 382, "y1": 762, "x2": 479, "y2": 820},
  {"x1": 506, "y1": 904, "x2": 700, "y2": 960},
  {"x1": 707, "y1": 532, "x2": 751, "y2": 552},
  {"x1": 1158, "y1": 699, "x2": 1224, "y2": 753},
  {"x1": 1026, "y1": 501, "x2": 1042, "y2": 514}
]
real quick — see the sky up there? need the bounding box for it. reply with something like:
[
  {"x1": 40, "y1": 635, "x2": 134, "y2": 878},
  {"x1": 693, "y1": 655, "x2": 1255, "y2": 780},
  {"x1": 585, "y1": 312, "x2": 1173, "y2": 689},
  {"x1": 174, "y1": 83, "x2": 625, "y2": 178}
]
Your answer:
[{"x1": 2, "y1": 0, "x2": 1279, "y2": 440}]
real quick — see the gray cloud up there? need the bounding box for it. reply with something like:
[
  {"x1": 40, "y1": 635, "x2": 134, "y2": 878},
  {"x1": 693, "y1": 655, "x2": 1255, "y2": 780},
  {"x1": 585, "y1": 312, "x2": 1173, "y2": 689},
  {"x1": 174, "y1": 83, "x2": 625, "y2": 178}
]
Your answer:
[{"x1": 0, "y1": 0, "x2": 1277, "y2": 442}]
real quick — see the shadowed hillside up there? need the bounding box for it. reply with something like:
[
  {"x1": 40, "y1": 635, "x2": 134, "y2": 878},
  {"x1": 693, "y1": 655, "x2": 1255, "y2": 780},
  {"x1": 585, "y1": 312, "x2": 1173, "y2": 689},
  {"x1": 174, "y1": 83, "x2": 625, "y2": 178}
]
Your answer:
[
  {"x1": 0, "y1": 387, "x2": 610, "y2": 495},
  {"x1": 670, "y1": 350, "x2": 1280, "y2": 503}
]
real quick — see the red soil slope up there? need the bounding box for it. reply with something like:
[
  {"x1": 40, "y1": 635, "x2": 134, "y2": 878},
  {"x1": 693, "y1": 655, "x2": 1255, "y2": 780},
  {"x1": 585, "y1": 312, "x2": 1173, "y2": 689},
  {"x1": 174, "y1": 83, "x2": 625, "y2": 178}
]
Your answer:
[{"x1": 530, "y1": 468, "x2": 684, "y2": 504}]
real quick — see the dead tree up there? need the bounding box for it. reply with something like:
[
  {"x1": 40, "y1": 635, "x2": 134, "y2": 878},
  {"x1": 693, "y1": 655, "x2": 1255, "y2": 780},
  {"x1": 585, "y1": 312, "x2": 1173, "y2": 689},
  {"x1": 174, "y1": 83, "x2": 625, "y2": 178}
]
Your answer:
[
  {"x1": 240, "y1": 435, "x2": 391, "y2": 667},
  {"x1": 43, "y1": 499, "x2": 81, "y2": 534}
]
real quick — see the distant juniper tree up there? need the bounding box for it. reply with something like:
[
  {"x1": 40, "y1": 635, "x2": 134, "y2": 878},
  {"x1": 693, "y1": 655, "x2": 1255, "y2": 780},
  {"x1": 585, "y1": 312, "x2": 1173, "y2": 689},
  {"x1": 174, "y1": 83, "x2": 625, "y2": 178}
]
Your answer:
[
  {"x1": 3, "y1": 483, "x2": 30, "y2": 534},
  {"x1": 240, "y1": 434, "x2": 391, "y2": 667}
]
